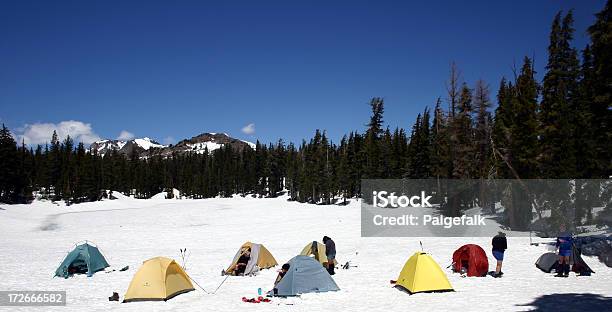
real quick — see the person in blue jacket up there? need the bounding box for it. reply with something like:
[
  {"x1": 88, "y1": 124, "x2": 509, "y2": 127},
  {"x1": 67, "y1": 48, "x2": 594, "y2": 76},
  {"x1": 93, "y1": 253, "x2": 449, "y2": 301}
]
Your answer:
[{"x1": 555, "y1": 224, "x2": 573, "y2": 277}]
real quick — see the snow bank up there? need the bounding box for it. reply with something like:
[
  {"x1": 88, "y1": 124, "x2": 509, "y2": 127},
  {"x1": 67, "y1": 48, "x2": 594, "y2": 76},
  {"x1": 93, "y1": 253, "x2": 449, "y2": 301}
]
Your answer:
[{"x1": 151, "y1": 188, "x2": 181, "y2": 200}]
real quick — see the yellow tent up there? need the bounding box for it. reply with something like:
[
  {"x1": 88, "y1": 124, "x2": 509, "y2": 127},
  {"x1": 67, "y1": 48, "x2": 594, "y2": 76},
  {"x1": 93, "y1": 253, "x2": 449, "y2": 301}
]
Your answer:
[
  {"x1": 395, "y1": 252, "x2": 454, "y2": 294},
  {"x1": 300, "y1": 241, "x2": 337, "y2": 266},
  {"x1": 225, "y1": 242, "x2": 277, "y2": 275},
  {"x1": 123, "y1": 257, "x2": 195, "y2": 302}
]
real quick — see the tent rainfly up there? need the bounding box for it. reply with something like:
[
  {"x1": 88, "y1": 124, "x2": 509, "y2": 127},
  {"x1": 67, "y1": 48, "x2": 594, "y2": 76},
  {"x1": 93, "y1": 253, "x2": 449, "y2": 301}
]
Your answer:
[
  {"x1": 55, "y1": 242, "x2": 110, "y2": 278},
  {"x1": 452, "y1": 244, "x2": 489, "y2": 277},
  {"x1": 300, "y1": 241, "x2": 337, "y2": 266},
  {"x1": 123, "y1": 257, "x2": 195, "y2": 302},
  {"x1": 225, "y1": 242, "x2": 277, "y2": 276},
  {"x1": 395, "y1": 252, "x2": 454, "y2": 294},
  {"x1": 270, "y1": 255, "x2": 340, "y2": 297}
]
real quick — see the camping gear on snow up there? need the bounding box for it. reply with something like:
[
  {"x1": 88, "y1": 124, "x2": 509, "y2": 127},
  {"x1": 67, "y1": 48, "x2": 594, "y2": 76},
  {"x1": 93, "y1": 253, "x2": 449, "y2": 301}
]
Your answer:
[
  {"x1": 242, "y1": 296, "x2": 271, "y2": 303},
  {"x1": 109, "y1": 292, "x2": 119, "y2": 301},
  {"x1": 300, "y1": 241, "x2": 338, "y2": 266},
  {"x1": 123, "y1": 257, "x2": 195, "y2": 302},
  {"x1": 342, "y1": 261, "x2": 357, "y2": 269},
  {"x1": 535, "y1": 252, "x2": 560, "y2": 273},
  {"x1": 105, "y1": 265, "x2": 129, "y2": 274},
  {"x1": 224, "y1": 242, "x2": 278, "y2": 276},
  {"x1": 269, "y1": 255, "x2": 340, "y2": 297},
  {"x1": 535, "y1": 245, "x2": 595, "y2": 275},
  {"x1": 570, "y1": 244, "x2": 595, "y2": 275},
  {"x1": 395, "y1": 252, "x2": 454, "y2": 294},
  {"x1": 54, "y1": 242, "x2": 110, "y2": 278},
  {"x1": 452, "y1": 244, "x2": 489, "y2": 277}
]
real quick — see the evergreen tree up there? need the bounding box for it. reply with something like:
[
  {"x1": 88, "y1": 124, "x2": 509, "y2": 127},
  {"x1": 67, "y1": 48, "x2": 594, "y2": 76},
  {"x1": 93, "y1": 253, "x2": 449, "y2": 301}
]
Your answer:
[
  {"x1": 511, "y1": 57, "x2": 539, "y2": 179},
  {"x1": 452, "y1": 83, "x2": 474, "y2": 178},
  {"x1": 539, "y1": 11, "x2": 580, "y2": 178},
  {"x1": 0, "y1": 125, "x2": 20, "y2": 203},
  {"x1": 491, "y1": 78, "x2": 512, "y2": 178},
  {"x1": 48, "y1": 131, "x2": 62, "y2": 200},
  {"x1": 587, "y1": 0, "x2": 612, "y2": 178},
  {"x1": 364, "y1": 97, "x2": 385, "y2": 179},
  {"x1": 430, "y1": 98, "x2": 450, "y2": 180},
  {"x1": 473, "y1": 80, "x2": 493, "y2": 178},
  {"x1": 407, "y1": 108, "x2": 432, "y2": 178},
  {"x1": 574, "y1": 45, "x2": 597, "y2": 178}
]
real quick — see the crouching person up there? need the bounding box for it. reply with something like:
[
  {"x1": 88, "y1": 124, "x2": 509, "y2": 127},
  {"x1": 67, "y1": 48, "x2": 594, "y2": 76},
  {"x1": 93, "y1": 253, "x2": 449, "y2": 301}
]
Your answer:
[
  {"x1": 323, "y1": 236, "x2": 336, "y2": 275},
  {"x1": 271, "y1": 263, "x2": 290, "y2": 296},
  {"x1": 234, "y1": 248, "x2": 251, "y2": 276}
]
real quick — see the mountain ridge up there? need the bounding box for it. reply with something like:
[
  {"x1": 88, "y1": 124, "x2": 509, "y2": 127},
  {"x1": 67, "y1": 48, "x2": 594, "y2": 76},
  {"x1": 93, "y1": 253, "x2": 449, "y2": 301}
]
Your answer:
[{"x1": 90, "y1": 132, "x2": 255, "y2": 157}]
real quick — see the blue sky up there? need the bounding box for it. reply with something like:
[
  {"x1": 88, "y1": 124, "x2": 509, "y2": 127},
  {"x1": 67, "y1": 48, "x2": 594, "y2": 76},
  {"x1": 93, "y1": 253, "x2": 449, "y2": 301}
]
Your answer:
[{"x1": 0, "y1": 0, "x2": 605, "y2": 146}]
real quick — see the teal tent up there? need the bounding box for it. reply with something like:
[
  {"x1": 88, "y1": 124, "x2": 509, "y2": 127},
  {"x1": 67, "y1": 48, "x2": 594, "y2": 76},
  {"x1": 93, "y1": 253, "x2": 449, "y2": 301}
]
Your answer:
[
  {"x1": 55, "y1": 242, "x2": 110, "y2": 278},
  {"x1": 270, "y1": 255, "x2": 339, "y2": 297}
]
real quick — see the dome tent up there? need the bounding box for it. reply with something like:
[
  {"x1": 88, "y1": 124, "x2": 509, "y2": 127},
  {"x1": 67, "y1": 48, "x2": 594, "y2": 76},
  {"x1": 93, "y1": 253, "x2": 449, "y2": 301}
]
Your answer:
[
  {"x1": 452, "y1": 244, "x2": 489, "y2": 277},
  {"x1": 224, "y1": 242, "x2": 277, "y2": 276},
  {"x1": 54, "y1": 242, "x2": 110, "y2": 278},
  {"x1": 395, "y1": 252, "x2": 454, "y2": 294},
  {"x1": 299, "y1": 241, "x2": 337, "y2": 266},
  {"x1": 535, "y1": 245, "x2": 594, "y2": 275},
  {"x1": 123, "y1": 257, "x2": 194, "y2": 302},
  {"x1": 535, "y1": 252, "x2": 560, "y2": 273},
  {"x1": 270, "y1": 255, "x2": 339, "y2": 297}
]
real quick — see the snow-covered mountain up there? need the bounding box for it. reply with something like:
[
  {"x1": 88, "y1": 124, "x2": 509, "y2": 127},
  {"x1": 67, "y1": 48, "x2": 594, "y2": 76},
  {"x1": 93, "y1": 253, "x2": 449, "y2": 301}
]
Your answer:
[
  {"x1": 89, "y1": 139, "x2": 126, "y2": 155},
  {"x1": 166, "y1": 132, "x2": 256, "y2": 155},
  {"x1": 89, "y1": 137, "x2": 165, "y2": 156},
  {"x1": 90, "y1": 133, "x2": 255, "y2": 158}
]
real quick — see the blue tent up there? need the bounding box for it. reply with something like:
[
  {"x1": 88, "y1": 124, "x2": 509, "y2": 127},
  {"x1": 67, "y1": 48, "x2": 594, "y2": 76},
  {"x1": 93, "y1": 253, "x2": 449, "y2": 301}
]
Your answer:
[
  {"x1": 54, "y1": 242, "x2": 110, "y2": 278},
  {"x1": 271, "y1": 255, "x2": 339, "y2": 296}
]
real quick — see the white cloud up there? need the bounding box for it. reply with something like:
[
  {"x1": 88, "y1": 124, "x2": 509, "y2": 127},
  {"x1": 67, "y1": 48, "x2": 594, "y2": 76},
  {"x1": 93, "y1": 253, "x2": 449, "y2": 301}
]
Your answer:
[
  {"x1": 241, "y1": 123, "x2": 255, "y2": 135},
  {"x1": 163, "y1": 136, "x2": 175, "y2": 145},
  {"x1": 117, "y1": 130, "x2": 135, "y2": 141},
  {"x1": 17, "y1": 120, "x2": 101, "y2": 146}
]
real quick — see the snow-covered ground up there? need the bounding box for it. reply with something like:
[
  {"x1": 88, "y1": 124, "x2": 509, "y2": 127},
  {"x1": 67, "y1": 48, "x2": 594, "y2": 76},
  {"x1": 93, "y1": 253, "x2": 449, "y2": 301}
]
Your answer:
[{"x1": 0, "y1": 196, "x2": 610, "y2": 311}]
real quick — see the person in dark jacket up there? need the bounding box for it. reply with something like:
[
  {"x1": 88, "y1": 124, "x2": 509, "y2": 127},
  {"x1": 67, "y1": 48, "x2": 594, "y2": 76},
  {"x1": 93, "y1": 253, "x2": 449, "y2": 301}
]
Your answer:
[
  {"x1": 273, "y1": 263, "x2": 290, "y2": 287},
  {"x1": 556, "y1": 224, "x2": 573, "y2": 277},
  {"x1": 271, "y1": 263, "x2": 291, "y2": 295},
  {"x1": 322, "y1": 236, "x2": 336, "y2": 275},
  {"x1": 234, "y1": 248, "x2": 251, "y2": 276},
  {"x1": 492, "y1": 231, "x2": 507, "y2": 278}
]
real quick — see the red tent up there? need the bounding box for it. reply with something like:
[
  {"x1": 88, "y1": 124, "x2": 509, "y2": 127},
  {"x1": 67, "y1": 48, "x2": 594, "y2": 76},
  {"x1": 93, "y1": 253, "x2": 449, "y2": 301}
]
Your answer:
[{"x1": 452, "y1": 244, "x2": 489, "y2": 277}]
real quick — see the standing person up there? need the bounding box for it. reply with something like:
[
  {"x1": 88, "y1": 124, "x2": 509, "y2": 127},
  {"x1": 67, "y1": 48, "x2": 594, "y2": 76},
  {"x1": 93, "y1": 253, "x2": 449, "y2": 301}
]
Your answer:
[
  {"x1": 234, "y1": 248, "x2": 251, "y2": 276},
  {"x1": 322, "y1": 236, "x2": 336, "y2": 275},
  {"x1": 491, "y1": 231, "x2": 507, "y2": 278},
  {"x1": 556, "y1": 224, "x2": 573, "y2": 277}
]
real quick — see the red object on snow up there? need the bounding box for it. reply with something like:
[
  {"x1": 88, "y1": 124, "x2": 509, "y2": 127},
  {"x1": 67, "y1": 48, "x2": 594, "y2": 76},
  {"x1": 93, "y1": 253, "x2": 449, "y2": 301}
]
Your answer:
[
  {"x1": 452, "y1": 244, "x2": 489, "y2": 277},
  {"x1": 242, "y1": 296, "x2": 271, "y2": 303}
]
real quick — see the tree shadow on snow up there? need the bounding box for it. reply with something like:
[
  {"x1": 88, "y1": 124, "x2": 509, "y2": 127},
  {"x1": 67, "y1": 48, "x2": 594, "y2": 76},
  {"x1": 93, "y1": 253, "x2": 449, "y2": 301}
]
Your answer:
[{"x1": 517, "y1": 293, "x2": 611, "y2": 311}]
